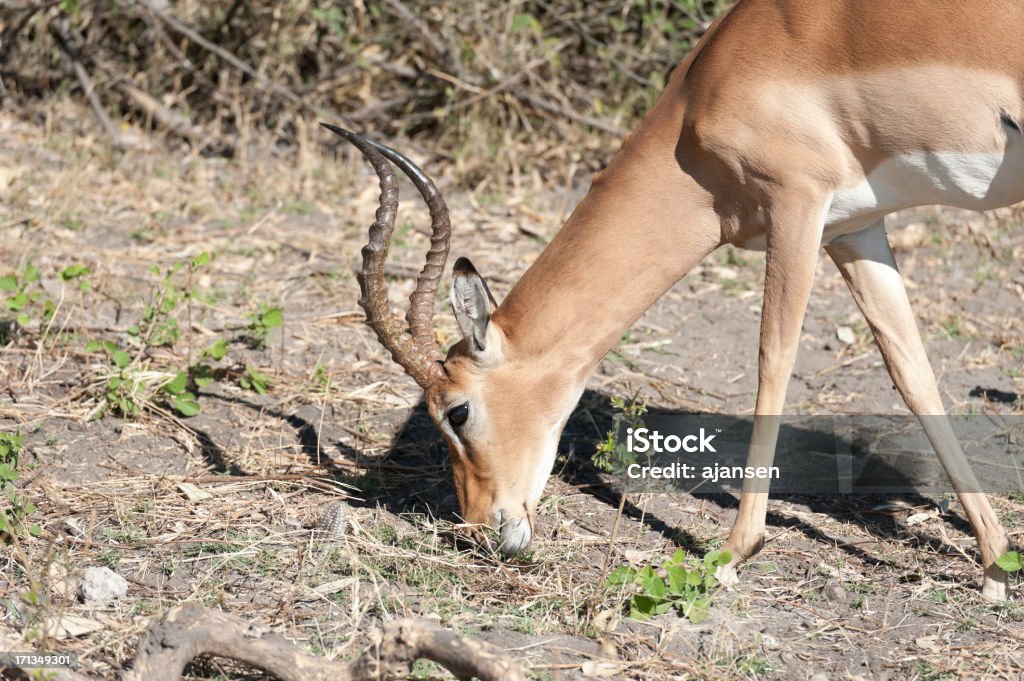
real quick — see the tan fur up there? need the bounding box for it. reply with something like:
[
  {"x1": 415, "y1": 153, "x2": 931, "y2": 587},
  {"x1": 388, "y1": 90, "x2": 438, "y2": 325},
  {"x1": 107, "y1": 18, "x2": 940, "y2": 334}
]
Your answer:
[{"x1": 419, "y1": 0, "x2": 1022, "y2": 598}]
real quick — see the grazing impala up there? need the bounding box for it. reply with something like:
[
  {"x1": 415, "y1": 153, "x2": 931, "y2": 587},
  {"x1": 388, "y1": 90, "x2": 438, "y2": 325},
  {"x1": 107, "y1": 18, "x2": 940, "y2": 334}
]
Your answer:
[{"x1": 325, "y1": 0, "x2": 1021, "y2": 600}]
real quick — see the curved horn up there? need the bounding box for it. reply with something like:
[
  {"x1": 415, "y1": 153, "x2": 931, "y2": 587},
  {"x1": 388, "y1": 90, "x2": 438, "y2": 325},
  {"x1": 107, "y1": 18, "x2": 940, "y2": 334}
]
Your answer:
[
  {"x1": 321, "y1": 123, "x2": 448, "y2": 389},
  {"x1": 355, "y1": 135, "x2": 453, "y2": 360}
]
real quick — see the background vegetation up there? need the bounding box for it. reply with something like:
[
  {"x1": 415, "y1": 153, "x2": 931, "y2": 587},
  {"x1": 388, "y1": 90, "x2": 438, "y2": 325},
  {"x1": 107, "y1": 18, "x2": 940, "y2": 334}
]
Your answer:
[{"x1": 2, "y1": 0, "x2": 725, "y2": 182}]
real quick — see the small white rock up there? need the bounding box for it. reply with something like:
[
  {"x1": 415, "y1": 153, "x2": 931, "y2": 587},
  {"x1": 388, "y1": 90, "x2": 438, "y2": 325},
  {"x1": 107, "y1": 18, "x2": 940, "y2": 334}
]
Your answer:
[
  {"x1": 836, "y1": 325, "x2": 856, "y2": 345},
  {"x1": 78, "y1": 567, "x2": 128, "y2": 604}
]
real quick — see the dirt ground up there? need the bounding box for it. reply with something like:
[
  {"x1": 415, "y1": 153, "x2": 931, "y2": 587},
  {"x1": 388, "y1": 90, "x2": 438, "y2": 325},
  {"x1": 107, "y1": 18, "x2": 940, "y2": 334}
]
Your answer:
[{"x1": 1, "y1": 104, "x2": 1023, "y2": 680}]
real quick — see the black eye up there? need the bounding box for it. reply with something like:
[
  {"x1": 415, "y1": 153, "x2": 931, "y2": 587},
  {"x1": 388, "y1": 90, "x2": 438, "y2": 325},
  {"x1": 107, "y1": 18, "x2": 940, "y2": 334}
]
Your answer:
[{"x1": 447, "y1": 403, "x2": 469, "y2": 428}]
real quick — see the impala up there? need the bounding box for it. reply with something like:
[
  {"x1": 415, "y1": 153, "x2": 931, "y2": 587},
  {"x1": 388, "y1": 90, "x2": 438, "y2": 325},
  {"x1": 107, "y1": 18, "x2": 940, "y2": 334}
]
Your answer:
[{"x1": 325, "y1": 0, "x2": 1021, "y2": 600}]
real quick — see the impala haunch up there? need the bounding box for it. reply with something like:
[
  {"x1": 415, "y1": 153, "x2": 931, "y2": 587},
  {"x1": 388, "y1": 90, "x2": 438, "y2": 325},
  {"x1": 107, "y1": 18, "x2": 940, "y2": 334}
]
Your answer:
[{"x1": 325, "y1": 0, "x2": 1021, "y2": 601}]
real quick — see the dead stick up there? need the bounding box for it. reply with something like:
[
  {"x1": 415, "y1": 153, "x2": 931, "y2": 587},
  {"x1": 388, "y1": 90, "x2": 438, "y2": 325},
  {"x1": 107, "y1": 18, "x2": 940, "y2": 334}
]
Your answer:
[
  {"x1": 48, "y1": 15, "x2": 124, "y2": 150},
  {"x1": 519, "y1": 92, "x2": 627, "y2": 137}
]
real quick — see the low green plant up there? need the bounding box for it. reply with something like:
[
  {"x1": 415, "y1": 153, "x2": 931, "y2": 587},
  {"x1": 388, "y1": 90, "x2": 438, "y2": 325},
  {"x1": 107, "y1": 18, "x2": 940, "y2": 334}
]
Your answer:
[
  {"x1": 85, "y1": 340, "x2": 200, "y2": 418},
  {"x1": 246, "y1": 304, "x2": 283, "y2": 349},
  {"x1": 606, "y1": 548, "x2": 731, "y2": 623},
  {"x1": 128, "y1": 264, "x2": 184, "y2": 348},
  {"x1": 162, "y1": 371, "x2": 200, "y2": 417},
  {"x1": 188, "y1": 337, "x2": 228, "y2": 391},
  {"x1": 1, "y1": 264, "x2": 54, "y2": 330},
  {"x1": 86, "y1": 340, "x2": 144, "y2": 417},
  {"x1": 82, "y1": 250, "x2": 279, "y2": 417},
  {"x1": 239, "y1": 365, "x2": 272, "y2": 395},
  {"x1": 60, "y1": 263, "x2": 92, "y2": 292},
  {"x1": 593, "y1": 393, "x2": 647, "y2": 472},
  {"x1": 0, "y1": 432, "x2": 41, "y2": 540}
]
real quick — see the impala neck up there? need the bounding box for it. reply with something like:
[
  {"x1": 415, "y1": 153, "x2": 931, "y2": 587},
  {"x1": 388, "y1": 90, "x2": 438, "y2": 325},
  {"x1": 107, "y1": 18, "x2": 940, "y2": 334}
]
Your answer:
[{"x1": 491, "y1": 104, "x2": 723, "y2": 377}]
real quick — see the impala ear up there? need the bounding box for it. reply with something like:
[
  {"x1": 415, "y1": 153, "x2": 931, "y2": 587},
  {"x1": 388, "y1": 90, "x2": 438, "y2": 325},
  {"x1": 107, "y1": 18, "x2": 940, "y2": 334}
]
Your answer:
[{"x1": 451, "y1": 257, "x2": 497, "y2": 353}]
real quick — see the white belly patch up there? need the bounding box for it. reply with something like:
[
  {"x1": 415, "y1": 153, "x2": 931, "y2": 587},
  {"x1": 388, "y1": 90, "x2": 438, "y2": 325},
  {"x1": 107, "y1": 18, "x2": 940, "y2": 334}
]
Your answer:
[{"x1": 824, "y1": 131, "x2": 1024, "y2": 240}]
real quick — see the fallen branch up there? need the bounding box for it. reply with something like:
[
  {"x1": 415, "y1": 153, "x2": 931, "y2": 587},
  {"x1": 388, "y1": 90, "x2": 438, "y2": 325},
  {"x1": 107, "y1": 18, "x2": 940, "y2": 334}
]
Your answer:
[{"x1": 125, "y1": 602, "x2": 526, "y2": 681}]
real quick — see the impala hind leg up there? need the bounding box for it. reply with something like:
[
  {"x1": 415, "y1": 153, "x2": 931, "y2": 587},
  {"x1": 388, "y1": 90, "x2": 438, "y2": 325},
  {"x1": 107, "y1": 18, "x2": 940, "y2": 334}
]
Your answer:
[
  {"x1": 716, "y1": 189, "x2": 830, "y2": 587},
  {"x1": 825, "y1": 222, "x2": 1009, "y2": 600}
]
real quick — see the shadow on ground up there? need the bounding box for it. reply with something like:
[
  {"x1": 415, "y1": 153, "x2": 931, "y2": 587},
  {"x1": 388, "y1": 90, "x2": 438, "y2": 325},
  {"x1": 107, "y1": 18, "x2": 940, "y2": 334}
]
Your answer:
[{"x1": 201, "y1": 388, "x2": 987, "y2": 571}]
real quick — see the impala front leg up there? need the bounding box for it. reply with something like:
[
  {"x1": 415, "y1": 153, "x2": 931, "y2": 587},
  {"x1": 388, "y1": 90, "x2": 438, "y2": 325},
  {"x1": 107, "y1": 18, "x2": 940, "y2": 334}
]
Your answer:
[
  {"x1": 717, "y1": 188, "x2": 830, "y2": 587},
  {"x1": 825, "y1": 223, "x2": 1009, "y2": 600}
]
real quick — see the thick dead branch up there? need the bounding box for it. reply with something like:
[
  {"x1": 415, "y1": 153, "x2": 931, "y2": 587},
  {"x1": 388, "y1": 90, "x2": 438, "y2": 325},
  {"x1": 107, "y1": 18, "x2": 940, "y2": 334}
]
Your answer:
[{"x1": 126, "y1": 602, "x2": 526, "y2": 681}]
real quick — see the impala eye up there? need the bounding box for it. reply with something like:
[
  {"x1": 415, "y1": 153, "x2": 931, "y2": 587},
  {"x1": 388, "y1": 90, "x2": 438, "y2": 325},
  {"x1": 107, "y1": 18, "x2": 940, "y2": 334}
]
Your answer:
[{"x1": 447, "y1": 403, "x2": 469, "y2": 428}]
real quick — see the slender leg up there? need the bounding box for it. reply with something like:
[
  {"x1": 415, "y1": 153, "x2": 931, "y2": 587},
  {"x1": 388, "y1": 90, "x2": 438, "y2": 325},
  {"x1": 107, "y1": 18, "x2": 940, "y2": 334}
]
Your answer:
[
  {"x1": 825, "y1": 221, "x2": 1008, "y2": 600},
  {"x1": 716, "y1": 188, "x2": 829, "y2": 585}
]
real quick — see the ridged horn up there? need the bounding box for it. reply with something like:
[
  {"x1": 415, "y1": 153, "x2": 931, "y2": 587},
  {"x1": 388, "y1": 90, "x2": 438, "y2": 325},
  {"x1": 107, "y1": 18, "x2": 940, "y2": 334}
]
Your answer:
[{"x1": 322, "y1": 123, "x2": 449, "y2": 389}]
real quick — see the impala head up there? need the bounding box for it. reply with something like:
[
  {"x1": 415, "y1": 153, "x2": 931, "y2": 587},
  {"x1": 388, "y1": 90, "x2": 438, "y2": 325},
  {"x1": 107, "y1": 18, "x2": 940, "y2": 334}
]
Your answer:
[{"x1": 324, "y1": 124, "x2": 575, "y2": 554}]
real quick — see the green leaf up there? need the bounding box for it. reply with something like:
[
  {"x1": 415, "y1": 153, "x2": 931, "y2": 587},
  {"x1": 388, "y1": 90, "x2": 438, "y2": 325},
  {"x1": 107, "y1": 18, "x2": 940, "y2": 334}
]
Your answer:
[
  {"x1": 640, "y1": 573, "x2": 666, "y2": 599},
  {"x1": 715, "y1": 551, "x2": 732, "y2": 566},
  {"x1": 261, "y1": 307, "x2": 283, "y2": 329},
  {"x1": 0, "y1": 275, "x2": 17, "y2": 291},
  {"x1": 61, "y1": 264, "x2": 91, "y2": 280},
  {"x1": 684, "y1": 599, "x2": 710, "y2": 624},
  {"x1": 510, "y1": 12, "x2": 541, "y2": 34},
  {"x1": 191, "y1": 251, "x2": 211, "y2": 268},
  {"x1": 606, "y1": 566, "x2": 637, "y2": 587},
  {"x1": 193, "y1": 364, "x2": 215, "y2": 388},
  {"x1": 164, "y1": 371, "x2": 188, "y2": 395},
  {"x1": 665, "y1": 565, "x2": 687, "y2": 593},
  {"x1": 103, "y1": 340, "x2": 117, "y2": 353},
  {"x1": 6, "y1": 292, "x2": 28, "y2": 311},
  {"x1": 16, "y1": 313, "x2": 29, "y2": 326},
  {"x1": 204, "y1": 338, "x2": 228, "y2": 360},
  {"x1": 243, "y1": 366, "x2": 271, "y2": 394},
  {"x1": 112, "y1": 350, "x2": 131, "y2": 368},
  {"x1": 995, "y1": 551, "x2": 1023, "y2": 573},
  {"x1": 172, "y1": 393, "x2": 200, "y2": 417},
  {"x1": 629, "y1": 595, "x2": 659, "y2": 621},
  {"x1": 24, "y1": 265, "x2": 39, "y2": 283},
  {"x1": 85, "y1": 340, "x2": 103, "y2": 352}
]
